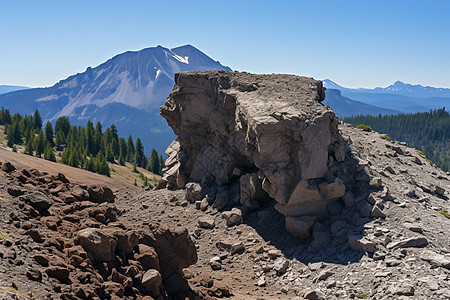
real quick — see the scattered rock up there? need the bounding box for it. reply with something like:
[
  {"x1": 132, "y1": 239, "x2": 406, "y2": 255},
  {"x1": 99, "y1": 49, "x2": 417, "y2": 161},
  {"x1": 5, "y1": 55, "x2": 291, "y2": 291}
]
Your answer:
[
  {"x1": 222, "y1": 207, "x2": 243, "y2": 226},
  {"x1": 198, "y1": 216, "x2": 215, "y2": 229},
  {"x1": 420, "y1": 250, "x2": 450, "y2": 269},
  {"x1": 348, "y1": 235, "x2": 377, "y2": 253},
  {"x1": 387, "y1": 237, "x2": 428, "y2": 249}
]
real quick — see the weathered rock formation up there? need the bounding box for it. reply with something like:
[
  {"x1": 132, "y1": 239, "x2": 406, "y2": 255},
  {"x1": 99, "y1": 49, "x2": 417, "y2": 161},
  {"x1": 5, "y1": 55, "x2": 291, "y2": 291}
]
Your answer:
[{"x1": 159, "y1": 71, "x2": 363, "y2": 237}]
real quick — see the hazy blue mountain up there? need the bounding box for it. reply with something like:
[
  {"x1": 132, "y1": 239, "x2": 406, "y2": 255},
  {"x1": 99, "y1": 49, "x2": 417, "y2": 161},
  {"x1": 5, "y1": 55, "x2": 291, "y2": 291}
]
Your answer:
[
  {"x1": 0, "y1": 45, "x2": 231, "y2": 154},
  {"x1": 323, "y1": 89, "x2": 400, "y2": 118},
  {"x1": 0, "y1": 85, "x2": 30, "y2": 95},
  {"x1": 323, "y1": 79, "x2": 450, "y2": 113}
]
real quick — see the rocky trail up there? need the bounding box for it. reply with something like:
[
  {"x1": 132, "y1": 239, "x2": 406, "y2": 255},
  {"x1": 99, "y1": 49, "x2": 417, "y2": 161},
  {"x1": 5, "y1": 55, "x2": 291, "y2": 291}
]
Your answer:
[{"x1": 0, "y1": 71, "x2": 449, "y2": 299}]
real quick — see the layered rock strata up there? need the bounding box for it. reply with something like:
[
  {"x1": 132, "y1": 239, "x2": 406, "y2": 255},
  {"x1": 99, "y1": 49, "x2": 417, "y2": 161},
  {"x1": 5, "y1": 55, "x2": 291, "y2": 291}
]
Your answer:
[{"x1": 159, "y1": 71, "x2": 364, "y2": 236}]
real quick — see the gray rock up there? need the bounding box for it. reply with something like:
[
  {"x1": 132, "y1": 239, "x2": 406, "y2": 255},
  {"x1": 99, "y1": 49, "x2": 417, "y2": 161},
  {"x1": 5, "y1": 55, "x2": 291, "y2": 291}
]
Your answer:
[
  {"x1": 285, "y1": 216, "x2": 316, "y2": 239},
  {"x1": 304, "y1": 289, "x2": 326, "y2": 300},
  {"x1": 435, "y1": 185, "x2": 445, "y2": 195},
  {"x1": 420, "y1": 250, "x2": 450, "y2": 269},
  {"x1": 159, "y1": 71, "x2": 351, "y2": 237},
  {"x1": 185, "y1": 182, "x2": 202, "y2": 203},
  {"x1": 371, "y1": 206, "x2": 386, "y2": 219},
  {"x1": 222, "y1": 207, "x2": 243, "y2": 226},
  {"x1": 387, "y1": 237, "x2": 428, "y2": 249},
  {"x1": 198, "y1": 216, "x2": 215, "y2": 229},
  {"x1": 348, "y1": 235, "x2": 377, "y2": 253},
  {"x1": 316, "y1": 270, "x2": 333, "y2": 281},
  {"x1": 342, "y1": 191, "x2": 354, "y2": 207},
  {"x1": 370, "y1": 177, "x2": 382, "y2": 189},
  {"x1": 273, "y1": 258, "x2": 290, "y2": 275},
  {"x1": 209, "y1": 256, "x2": 222, "y2": 270},
  {"x1": 212, "y1": 191, "x2": 228, "y2": 210}
]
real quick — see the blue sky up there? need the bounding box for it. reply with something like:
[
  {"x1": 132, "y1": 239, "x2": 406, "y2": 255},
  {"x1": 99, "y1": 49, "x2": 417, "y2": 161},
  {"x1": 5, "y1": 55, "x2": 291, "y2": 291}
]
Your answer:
[{"x1": 1, "y1": 0, "x2": 449, "y2": 88}]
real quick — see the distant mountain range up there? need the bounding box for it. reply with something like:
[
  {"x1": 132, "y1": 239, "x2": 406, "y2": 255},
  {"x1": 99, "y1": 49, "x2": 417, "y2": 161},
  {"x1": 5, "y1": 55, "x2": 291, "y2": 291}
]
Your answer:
[
  {"x1": 323, "y1": 79, "x2": 449, "y2": 118},
  {"x1": 0, "y1": 45, "x2": 231, "y2": 155},
  {"x1": 0, "y1": 85, "x2": 30, "y2": 95}
]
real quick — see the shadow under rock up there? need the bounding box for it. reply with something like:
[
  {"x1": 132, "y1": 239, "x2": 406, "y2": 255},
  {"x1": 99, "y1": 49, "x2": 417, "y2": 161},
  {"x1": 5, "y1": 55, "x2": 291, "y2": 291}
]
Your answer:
[{"x1": 243, "y1": 200, "x2": 367, "y2": 265}]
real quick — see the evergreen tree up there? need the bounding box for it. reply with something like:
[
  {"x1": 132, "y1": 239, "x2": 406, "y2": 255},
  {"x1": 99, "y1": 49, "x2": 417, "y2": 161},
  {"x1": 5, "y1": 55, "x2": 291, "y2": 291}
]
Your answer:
[
  {"x1": 44, "y1": 142, "x2": 56, "y2": 162},
  {"x1": 85, "y1": 120, "x2": 95, "y2": 155},
  {"x1": 33, "y1": 109, "x2": 42, "y2": 130},
  {"x1": 344, "y1": 108, "x2": 450, "y2": 171},
  {"x1": 55, "y1": 116, "x2": 71, "y2": 138},
  {"x1": 135, "y1": 138, "x2": 146, "y2": 168},
  {"x1": 106, "y1": 143, "x2": 115, "y2": 163},
  {"x1": 95, "y1": 122, "x2": 102, "y2": 134},
  {"x1": 119, "y1": 137, "x2": 127, "y2": 161},
  {"x1": 35, "y1": 131, "x2": 45, "y2": 158},
  {"x1": 126, "y1": 135, "x2": 135, "y2": 162},
  {"x1": 159, "y1": 155, "x2": 164, "y2": 174},
  {"x1": 118, "y1": 149, "x2": 125, "y2": 166},
  {"x1": 55, "y1": 130, "x2": 65, "y2": 149},
  {"x1": 25, "y1": 136, "x2": 34, "y2": 155},
  {"x1": 147, "y1": 148, "x2": 160, "y2": 174},
  {"x1": 44, "y1": 121, "x2": 54, "y2": 146}
]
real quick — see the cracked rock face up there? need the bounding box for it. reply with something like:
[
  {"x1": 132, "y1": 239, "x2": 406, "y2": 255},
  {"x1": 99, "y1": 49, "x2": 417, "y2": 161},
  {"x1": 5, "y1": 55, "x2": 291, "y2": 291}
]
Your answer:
[{"x1": 160, "y1": 71, "x2": 352, "y2": 236}]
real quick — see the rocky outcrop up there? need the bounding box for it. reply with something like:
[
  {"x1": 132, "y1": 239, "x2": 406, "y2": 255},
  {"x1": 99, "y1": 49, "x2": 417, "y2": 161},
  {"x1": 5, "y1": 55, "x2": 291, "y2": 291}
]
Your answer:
[
  {"x1": 159, "y1": 71, "x2": 364, "y2": 236},
  {"x1": 0, "y1": 162, "x2": 198, "y2": 299}
]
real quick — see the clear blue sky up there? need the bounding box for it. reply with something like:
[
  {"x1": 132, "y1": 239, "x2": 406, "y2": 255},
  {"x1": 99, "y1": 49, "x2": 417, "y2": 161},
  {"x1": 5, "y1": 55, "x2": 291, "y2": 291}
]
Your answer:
[{"x1": 1, "y1": 0, "x2": 449, "y2": 88}]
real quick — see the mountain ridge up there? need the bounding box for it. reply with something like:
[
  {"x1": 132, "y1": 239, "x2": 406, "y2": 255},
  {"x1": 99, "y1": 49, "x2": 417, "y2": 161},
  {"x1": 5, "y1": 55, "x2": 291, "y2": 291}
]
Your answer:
[{"x1": 0, "y1": 45, "x2": 231, "y2": 155}]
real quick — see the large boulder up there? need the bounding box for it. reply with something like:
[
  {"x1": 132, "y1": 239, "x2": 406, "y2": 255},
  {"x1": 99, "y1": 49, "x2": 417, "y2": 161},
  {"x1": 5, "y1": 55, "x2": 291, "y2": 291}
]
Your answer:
[
  {"x1": 159, "y1": 71, "x2": 350, "y2": 236},
  {"x1": 76, "y1": 228, "x2": 117, "y2": 262}
]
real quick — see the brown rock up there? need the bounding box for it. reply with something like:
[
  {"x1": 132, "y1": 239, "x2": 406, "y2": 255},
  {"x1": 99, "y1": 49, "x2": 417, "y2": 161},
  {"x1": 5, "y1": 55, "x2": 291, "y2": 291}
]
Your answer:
[
  {"x1": 71, "y1": 185, "x2": 90, "y2": 201},
  {"x1": 45, "y1": 266, "x2": 70, "y2": 281},
  {"x1": 159, "y1": 71, "x2": 352, "y2": 236},
  {"x1": 134, "y1": 244, "x2": 160, "y2": 271},
  {"x1": 32, "y1": 252, "x2": 50, "y2": 266},
  {"x1": 140, "y1": 223, "x2": 197, "y2": 279},
  {"x1": 76, "y1": 228, "x2": 117, "y2": 262},
  {"x1": 28, "y1": 229, "x2": 45, "y2": 243},
  {"x1": 222, "y1": 208, "x2": 243, "y2": 226},
  {"x1": 87, "y1": 186, "x2": 115, "y2": 203},
  {"x1": 1, "y1": 161, "x2": 16, "y2": 173},
  {"x1": 141, "y1": 269, "x2": 162, "y2": 296}
]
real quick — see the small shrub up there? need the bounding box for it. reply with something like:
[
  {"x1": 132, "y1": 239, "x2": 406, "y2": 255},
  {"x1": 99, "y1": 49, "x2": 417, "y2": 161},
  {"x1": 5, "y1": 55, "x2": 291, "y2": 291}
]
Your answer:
[
  {"x1": 416, "y1": 150, "x2": 426, "y2": 157},
  {"x1": 355, "y1": 124, "x2": 372, "y2": 132},
  {"x1": 380, "y1": 135, "x2": 391, "y2": 141},
  {"x1": 439, "y1": 211, "x2": 450, "y2": 219},
  {"x1": 12, "y1": 146, "x2": 17, "y2": 152},
  {"x1": 356, "y1": 294, "x2": 367, "y2": 299}
]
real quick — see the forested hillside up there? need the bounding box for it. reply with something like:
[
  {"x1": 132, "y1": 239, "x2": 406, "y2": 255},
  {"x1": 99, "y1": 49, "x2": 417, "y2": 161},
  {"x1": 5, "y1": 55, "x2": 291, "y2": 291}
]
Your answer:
[
  {"x1": 344, "y1": 108, "x2": 450, "y2": 171},
  {"x1": 0, "y1": 108, "x2": 164, "y2": 178}
]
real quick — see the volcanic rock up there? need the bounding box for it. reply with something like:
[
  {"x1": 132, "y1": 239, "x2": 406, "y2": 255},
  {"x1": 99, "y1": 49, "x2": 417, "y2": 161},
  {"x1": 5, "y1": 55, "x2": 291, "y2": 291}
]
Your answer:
[{"x1": 159, "y1": 71, "x2": 357, "y2": 236}]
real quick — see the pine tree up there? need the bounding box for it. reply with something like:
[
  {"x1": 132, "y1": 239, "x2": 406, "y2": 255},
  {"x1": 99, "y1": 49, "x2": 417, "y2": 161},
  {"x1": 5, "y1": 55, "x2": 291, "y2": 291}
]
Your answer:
[
  {"x1": 35, "y1": 131, "x2": 45, "y2": 158},
  {"x1": 44, "y1": 121, "x2": 54, "y2": 146},
  {"x1": 159, "y1": 155, "x2": 164, "y2": 174},
  {"x1": 55, "y1": 130, "x2": 66, "y2": 149},
  {"x1": 118, "y1": 149, "x2": 125, "y2": 166},
  {"x1": 44, "y1": 142, "x2": 56, "y2": 162},
  {"x1": 55, "y1": 116, "x2": 71, "y2": 138},
  {"x1": 135, "y1": 138, "x2": 146, "y2": 168},
  {"x1": 147, "y1": 148, "x2": 160, "y2": 174},
  {"x1": 106, "y1": 143, "x2": 114, "y2": 163},
  {"x1": 126, "y1": 135, "x2": 135, "y2": 162},
  {"x1": 25, "y1": 136, "x2": 34, "y2": 155},
  {"x1": 119, "y1": 137, "x2": 127, "y2": 161},
  {"x1": 33, "y1": 109, "x2": 42, "y2": 130}
]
